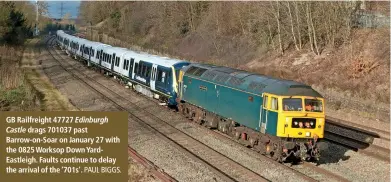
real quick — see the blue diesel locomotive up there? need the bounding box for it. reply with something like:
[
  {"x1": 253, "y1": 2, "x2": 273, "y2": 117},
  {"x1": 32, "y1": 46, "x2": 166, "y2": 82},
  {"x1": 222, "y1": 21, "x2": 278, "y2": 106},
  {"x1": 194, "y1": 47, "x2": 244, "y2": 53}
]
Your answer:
[{"x1": 177, "y1": 63, "x2": 327, "y2": 162}]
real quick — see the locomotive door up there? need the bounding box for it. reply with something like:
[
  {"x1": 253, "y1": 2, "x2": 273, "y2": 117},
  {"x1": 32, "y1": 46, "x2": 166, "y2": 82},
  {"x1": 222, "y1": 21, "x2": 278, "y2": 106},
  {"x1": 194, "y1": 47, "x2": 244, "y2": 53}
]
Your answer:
[
  {"x1": 260, "y1": 94, "x2": 268, "y2": 133},
  {"x1": 209, "y1": 85, "x2": 219, "y2": 112},
  {"x1": 150, "y1": 65, "x2": 157, "y2": 91}
]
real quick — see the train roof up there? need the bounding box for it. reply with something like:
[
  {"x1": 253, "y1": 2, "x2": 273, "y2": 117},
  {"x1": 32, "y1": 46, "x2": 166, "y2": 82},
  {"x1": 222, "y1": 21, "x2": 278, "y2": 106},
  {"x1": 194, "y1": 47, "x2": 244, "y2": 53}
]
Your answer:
[
  {"x1": 103, "y1": 47, "x2": 128, "y2": 56},
  {"x1": 122, "y1": 50, "x2": 189, "y2": 68},
  {"x1": 83, "y1": 40, "x2": 108, "y2": 47},
  {"x1": 182, "y1": 63, "x2": 323, "y2": 97},
  {"x1": 148, "y1": 55, "x2": 189, "y2": 67}
]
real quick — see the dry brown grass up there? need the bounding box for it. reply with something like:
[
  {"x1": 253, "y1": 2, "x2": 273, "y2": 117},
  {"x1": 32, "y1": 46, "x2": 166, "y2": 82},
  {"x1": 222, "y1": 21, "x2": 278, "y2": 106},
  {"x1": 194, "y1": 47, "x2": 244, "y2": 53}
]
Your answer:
[
  {"x1": 0, "y1": 39, "x2": 78, "y2": 111},
  {"x1": 0, "y1": 44, "x2": 36, "y2": 111},
  {"x1": 21, "y1": 39, "x2": 78, "y2": 111},
  {"x1": 0, "y1": 46, "x2": 23, "y2": 90}
]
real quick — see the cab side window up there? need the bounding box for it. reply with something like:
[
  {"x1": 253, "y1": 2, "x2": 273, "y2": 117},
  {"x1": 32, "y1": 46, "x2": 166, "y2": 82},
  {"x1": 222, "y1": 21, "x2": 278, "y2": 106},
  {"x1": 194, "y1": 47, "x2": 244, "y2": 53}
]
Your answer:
[
  {"x1": 271, "y1": 97, "x2": 278, "y2": 110},
  {"x1": 263, "y1": 95, "x2": 268, "y2": 108}
]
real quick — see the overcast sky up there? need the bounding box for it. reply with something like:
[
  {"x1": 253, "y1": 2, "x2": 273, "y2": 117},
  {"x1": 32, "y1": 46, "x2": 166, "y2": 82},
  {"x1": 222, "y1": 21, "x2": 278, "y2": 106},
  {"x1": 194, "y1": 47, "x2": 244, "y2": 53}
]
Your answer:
[{"x1": 46, "y1": 1, "x2": 81, "y2": 19}]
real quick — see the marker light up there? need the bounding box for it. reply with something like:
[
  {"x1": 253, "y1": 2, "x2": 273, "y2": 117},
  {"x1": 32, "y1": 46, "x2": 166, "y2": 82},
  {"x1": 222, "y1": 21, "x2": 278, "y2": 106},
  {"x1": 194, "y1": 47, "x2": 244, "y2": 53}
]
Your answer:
[{"x1": 306, "y1": 132, "x2": 311, "y2": 137}]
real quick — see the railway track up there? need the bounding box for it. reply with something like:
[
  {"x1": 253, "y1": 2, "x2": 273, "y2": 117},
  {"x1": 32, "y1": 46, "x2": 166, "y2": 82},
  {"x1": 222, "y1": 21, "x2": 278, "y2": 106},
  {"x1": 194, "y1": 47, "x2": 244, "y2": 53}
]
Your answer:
[
  {"x1": 45, "y1": 36, "x2": 275, "y2": 182},
  {"x1": 324, "y1": 117, "x2": 390, "y2": 162},
  {"x1": 43, "y1": 36, "x2": 357, "y2": 182},
  {"x1": 208, "y1": 128, "x2": 350, "y2": 182},
  {"x1": 326, "y1": 116, "x2": 390, "y2": 138},
  {"x1": 38, "y1": 37, "x2": 176, "y2": 182},
  {"x1": 128, "y1": 147, "x2": 177, "y2": 182}
]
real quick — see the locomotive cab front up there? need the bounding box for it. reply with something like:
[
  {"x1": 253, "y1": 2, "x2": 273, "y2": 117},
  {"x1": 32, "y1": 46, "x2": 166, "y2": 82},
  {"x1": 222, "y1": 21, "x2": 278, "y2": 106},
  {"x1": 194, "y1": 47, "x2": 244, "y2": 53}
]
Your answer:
[
  {"x1": 261, "y1": 93, "x2": 326, "y2": 161},
  {"x1": 278, "y1": 96, "x2": 325, "y2": 139}
]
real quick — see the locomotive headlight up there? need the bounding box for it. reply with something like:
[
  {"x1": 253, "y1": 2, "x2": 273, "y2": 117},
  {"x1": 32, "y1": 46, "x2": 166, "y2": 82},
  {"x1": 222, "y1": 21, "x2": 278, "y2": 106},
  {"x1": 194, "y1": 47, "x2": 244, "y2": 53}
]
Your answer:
[{"x1": 306, "y1": 132, "x2": 311, "y2": 137}]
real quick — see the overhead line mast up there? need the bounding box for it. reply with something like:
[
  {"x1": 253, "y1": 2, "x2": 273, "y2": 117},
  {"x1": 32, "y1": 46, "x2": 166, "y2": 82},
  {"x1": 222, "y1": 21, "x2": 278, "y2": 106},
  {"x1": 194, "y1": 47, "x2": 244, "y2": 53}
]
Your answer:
[
  {"x1": 34, "y1": 0, "x2": 39, "y2": 36},
  {"x1": 60, "y1": 2, "x2": 64, "y2": 18}
]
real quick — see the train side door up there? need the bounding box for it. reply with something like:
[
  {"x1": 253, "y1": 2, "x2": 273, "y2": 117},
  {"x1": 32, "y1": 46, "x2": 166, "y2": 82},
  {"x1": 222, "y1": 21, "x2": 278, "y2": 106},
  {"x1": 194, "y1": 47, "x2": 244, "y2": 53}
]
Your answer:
[
  {"x1": 128, "y1": 58, "x2": 134, "y2": 79},
  {"x1": 150, "y1": 64, "x2": 157, "y2": 91},
  {"x1": 89, "y1": 47, "x2": 92, "y2": 61},
  {"x1": 111, "y1": 53, "x2": 116, "y2": 71},
  {"x1": 260, "y1": 94, "x2": 269, "y2": 133}
]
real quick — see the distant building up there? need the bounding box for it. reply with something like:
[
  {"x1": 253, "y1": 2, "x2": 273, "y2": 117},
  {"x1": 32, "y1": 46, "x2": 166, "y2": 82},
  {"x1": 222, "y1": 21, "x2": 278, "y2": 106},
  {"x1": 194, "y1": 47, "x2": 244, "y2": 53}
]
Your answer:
[{"x1": 354, "y1": 1, "x2": 390, "y2": 28}]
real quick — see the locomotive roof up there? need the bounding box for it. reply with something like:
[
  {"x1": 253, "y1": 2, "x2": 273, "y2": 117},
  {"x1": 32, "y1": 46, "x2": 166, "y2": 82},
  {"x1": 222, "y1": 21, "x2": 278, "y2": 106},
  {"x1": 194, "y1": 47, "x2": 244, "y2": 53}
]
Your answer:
[{"x1": 182, "y1": 63, "x2": 323, "y2": 97}]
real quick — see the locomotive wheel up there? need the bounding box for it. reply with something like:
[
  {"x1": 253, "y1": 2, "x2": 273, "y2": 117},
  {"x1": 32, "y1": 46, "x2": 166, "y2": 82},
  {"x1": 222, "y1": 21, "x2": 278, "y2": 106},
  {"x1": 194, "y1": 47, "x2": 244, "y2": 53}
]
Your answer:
[
  {"x1": 272, "y1": 152, "x2": 283, "y2": 163},
  {"x1": 219, "y1": 122, "x2": 228, "y2": 134},
  {"x1": 234, "y1": 131, "x2": 241, "y2": 140},
  {"x1": 249, "y1": 137, "x2": 256, "y2": 148},
  {"x1": 194, "y1": 110, "x2": 202, "y2": 124},
  {"x1": 178, "y1": 104, "x2": 185, "y2": 115}
]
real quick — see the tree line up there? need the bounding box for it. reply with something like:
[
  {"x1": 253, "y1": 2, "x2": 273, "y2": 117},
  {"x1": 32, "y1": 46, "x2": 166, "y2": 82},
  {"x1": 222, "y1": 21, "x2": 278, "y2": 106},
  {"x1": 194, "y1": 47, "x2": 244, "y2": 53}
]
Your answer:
[
  {"x1": 78, "y1": 1, "x2": 386, "y2": 57},
  {"x1": 0, "y1": 1, "x2": 49, "y2": 45}
]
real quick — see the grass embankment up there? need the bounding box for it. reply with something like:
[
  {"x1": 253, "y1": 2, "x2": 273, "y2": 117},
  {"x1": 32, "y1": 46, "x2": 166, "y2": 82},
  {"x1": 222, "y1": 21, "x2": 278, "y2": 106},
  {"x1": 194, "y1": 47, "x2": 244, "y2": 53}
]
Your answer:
[{"x1": 0, "y1": 38, "x2": 78, "y2": 111}]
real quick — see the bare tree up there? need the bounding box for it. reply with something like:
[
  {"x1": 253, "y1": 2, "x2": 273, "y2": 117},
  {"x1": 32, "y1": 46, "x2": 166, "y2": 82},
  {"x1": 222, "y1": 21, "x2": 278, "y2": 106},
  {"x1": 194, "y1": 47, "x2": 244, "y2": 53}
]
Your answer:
[
  {"x1": 270, "y1": 1, "x2": 283, "y2": 54},
  {"x1": 286, "y1": 2, "x2": 299, "y2": 50},
  {"x1": 294, "y1": 1, "x2": 302, "y2": 49}
]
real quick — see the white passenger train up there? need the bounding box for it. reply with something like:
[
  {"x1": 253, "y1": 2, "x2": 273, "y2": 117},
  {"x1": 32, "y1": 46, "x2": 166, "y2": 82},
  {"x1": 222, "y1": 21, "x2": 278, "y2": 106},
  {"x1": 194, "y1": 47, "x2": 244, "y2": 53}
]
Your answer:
[{"x1": 55, "y1": 30, "x2": 190, "y2": 106}]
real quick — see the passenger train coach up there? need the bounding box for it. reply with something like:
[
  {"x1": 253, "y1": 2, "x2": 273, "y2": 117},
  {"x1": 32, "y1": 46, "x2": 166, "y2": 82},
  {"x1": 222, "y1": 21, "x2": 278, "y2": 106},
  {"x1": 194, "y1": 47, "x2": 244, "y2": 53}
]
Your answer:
[
  {"x1": 55, "y1": 30, "x2": 190, "y2": 106},
  {"x1": 55, "y1": 30, "x2": 327, "y2": 163}
]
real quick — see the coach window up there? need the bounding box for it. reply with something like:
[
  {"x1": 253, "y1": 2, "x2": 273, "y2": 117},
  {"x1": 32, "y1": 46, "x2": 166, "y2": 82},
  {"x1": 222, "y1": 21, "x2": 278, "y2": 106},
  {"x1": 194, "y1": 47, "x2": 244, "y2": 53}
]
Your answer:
[
  {"x1": 162, "y1": 71, "x2": 166, "y2": 83},
  {"x1": 146, "y1": 66, "x2": 151, "y2": 78},
  {"x1": 157, "y1": 70, "x2": 163, "y2": 82},
  {"x1": 143, "y1": 65, "x2": 147, "y2": 77},
  {"x1": 135, "y1": 63, "x2": 139, "y2": 74},
  {"x1": 130, "y1": 58, "x2": 134, "y2": 72},
  {"x1": 139, "y1": 64, "x2": 143, "y2": 75},
  {"x1": 116, "y1": 57, "x2": 120, "y2": 66},
  {"x1": 123, "y1": 59, "x2": 127, "y2": 70}
]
